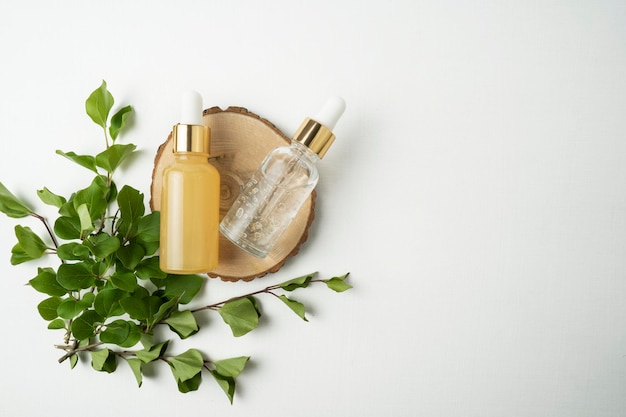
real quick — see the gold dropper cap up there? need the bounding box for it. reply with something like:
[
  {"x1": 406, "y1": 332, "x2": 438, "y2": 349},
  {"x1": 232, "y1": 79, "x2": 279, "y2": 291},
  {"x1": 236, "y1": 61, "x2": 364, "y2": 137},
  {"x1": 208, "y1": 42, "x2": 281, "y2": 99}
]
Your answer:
[
  {"x1": 172, "y1": 123, "x2": 211, "y2": 155},
  {"x1": 292, "y1": 118, "x2": 335, "y2": 158},
  {"x1": 292, "y1": 96, "x2": 346, "y2": 159}
]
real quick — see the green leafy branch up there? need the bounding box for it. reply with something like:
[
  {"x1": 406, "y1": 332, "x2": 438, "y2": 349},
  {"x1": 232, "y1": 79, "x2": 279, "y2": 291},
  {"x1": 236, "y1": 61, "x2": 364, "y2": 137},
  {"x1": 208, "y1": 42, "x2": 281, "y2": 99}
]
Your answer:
[
  {"x1": 50, "y1": 271, "x2": 350, "y2": 401},
  {"x1": 54, "y1": 339, "x2": 250, "y2": 400},
  {"x1": 0, "y1": 81, "x2": 352, "y2": 404},
  {"x1": 196, "y1": 271, "x2": 352, "y2": 336}
]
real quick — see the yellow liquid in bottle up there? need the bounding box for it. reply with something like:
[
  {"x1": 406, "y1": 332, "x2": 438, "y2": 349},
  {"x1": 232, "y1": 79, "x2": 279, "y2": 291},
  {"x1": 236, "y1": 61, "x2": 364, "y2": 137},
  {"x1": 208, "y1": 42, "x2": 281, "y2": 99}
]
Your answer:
[{"x1": 160, "y1": 154, "x2": 220, "y2": 274}]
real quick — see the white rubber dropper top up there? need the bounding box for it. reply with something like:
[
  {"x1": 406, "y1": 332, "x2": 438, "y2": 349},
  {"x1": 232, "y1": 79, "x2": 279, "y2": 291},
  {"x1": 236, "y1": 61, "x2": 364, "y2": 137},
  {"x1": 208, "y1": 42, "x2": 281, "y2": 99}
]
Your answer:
[
  {"x1": 313, "y1": 96, "x2": 346, "y2": 130},
  {"x1": 180, "y1": 91, "x2": 203, "y2": 125}
]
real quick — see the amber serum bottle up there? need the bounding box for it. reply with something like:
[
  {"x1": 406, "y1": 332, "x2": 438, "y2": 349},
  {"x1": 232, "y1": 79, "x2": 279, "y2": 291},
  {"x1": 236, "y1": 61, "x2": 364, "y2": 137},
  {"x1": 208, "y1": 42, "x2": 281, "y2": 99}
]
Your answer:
[{"x1": 159, "y1": 91, "x2": 220, "y2": 274}]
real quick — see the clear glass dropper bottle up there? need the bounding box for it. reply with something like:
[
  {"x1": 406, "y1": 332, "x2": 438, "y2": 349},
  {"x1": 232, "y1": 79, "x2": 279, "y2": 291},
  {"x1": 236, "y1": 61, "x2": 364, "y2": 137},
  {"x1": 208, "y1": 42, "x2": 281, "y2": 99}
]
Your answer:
[
  {"x1": 220, "y1": 96, "x2": 346, "y2": 258},
  {"x1": 159, "y1": 91, "x2": 220, "y2": 273}
]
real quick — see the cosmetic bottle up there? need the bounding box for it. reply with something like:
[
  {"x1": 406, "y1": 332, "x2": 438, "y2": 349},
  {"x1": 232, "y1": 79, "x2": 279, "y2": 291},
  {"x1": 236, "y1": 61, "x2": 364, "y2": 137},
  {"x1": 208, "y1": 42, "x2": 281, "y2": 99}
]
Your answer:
[
  {"x1": 159, "y1": 91, "x2": 220, "y2": 273},
  {"x1": 220, "y1": 96, "x2": 346, "y2": 258}
]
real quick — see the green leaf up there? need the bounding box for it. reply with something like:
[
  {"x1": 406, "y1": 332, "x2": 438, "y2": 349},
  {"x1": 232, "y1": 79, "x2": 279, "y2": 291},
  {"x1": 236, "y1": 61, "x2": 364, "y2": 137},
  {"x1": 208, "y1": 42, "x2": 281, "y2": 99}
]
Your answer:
[
  {"x1": 57, "y1": 299, "x2": 83, "y2": 320},
  {"x1": 93, "y1": 288, "x2": 127, "y2": 317},
  {"x1": 14, "y1": 225, "x2": 47, "y2": 259},
  {"x1": 169, "y1": 349, "x2": 204, "y2": 382},
  {"x1": 100, "y1": 319, "x2": 131, "y2": 344},
  {"x1": 57, "y1": 242, "x2": 91, "y2": 261},
  {"x1": 37, "y1": 297, "x2": 62, "y2": 320},
  {"x1": 116, "y1": 242, "x2": 146, "y2": 270},
  {"x1": 119, "y1": 295, "x2": 162, "y2": 321},
  {"x1": 77, "y1": 291, "x2": 96, "y2": 307},
  {"x1": 56, "y1": 262, "x2": 95, "y2": 291},
  {"x1": 71, "y1": 310, "x2": 102, "y2": 340},
  {"x1": 54, "y1": 215, "x2": 81, "y2": 240},
  {"x1": 279, "y1": 272, "x2": 317, "y2": 291},
  {"x1": 47, "y1": 318, "x2": 66, "y2": 330},
  {"x1": 165, "y1": 310, "x2": 199, "y2": 339},
  {"x1": 177, "y1": 372, "x2": 202, "y2": 393},
  {"x1": 149, "y1": 294, "x2": 181, "y2": 328},
  {"x1": 91, "y1": 348, "x2": 117, "y2": 373},
  {"x1": 214, "y1": 356, "x2": 250, "y2": 378},
  {"x1": 106, "y1": 179, "x2": 118, "y2": 203},
  {"x1": 58, "y1": 198, "x2": 77, "y2": 217},
  {"x1": 131, "y1": 285, "x2": 149, "y2": 299},
  {"x1": 135, "y1": 341, "x2": 169, "y2": 364},
  {"x1": 136, "y1": 211, "x2": 160, "y2": 255},
  {"x1": 92, "y1": 262, "x2": 108, "y2": 278},
  {"x1": 73, "y1": 176, "x2": 109, "y2": 221},
  {"x1": 0, "y1": 181, "x2": 32, "y2": 218},
  {"x1": 218, "y1": 297, "x2": 260, "y2": 337},
  {"x1": 85, "y1": 80, "x2": 114, "y2": 128},
  {"x1": 135, "y1": 256, "x2": 166, "y2": 280},
  {"x1": 29, "y1": 267, "x2": 66, "y2": 297},
  {"x1": 126, "y1": 358, "x2": 143, "y2": 387},
  {"x1": 118, "y1": 321, "x2": 142, "y2": 348},
  {"x1": 325, "y1": 273, "x2": 352, "y2": 292},
  {"x1": 95, "y1": 143, "x2": 136, "y2": 173},
  {"x1": 84, "y1": 234, "x2": 120, "y2": 259},
  {"x1": 209, "y1": 371, "x2": 236, "y2": 404},
  {"x1": 109, "y1": 105, "x2": 133, "y2": 141},
  {"x1": 248, "y1": 296, "x2": 261, "y2": 316},
  {"x1": 140, "y1": 334, "x2": 154, "y2": 351},
  {"x1": 10, "y1": 244, "x2": 32, "y2": 265},
  {"x1": 69, "y1": 354, "x2": 79, "y2": 369},
  {"x1": 109, "y1": 271, "x2": 137, "y2": 292},
  {"x1": 76, "y1": 203, "x2": 93, "y2": 236},
  {"x1": 163, "y1": 274, "x2": 204, "y2": 304},
  {"x1": 57, "y1": 292, "x2": 95, "y2": 319},
  {"x1": 116, "y1": 185, "x2": 144, "y2": 237},
  {"x1": 278, "y1": 295, "x2": 308, "y2": 321},
  {"x1": 70, "y1": 339, "x2": 89, "y2": 369},
  {"x1": 37, "y1": 187, "x2": 66, "y2": 208},
  {"x1": 55, "y1": 150, "x2": 98, "y2": 173}
]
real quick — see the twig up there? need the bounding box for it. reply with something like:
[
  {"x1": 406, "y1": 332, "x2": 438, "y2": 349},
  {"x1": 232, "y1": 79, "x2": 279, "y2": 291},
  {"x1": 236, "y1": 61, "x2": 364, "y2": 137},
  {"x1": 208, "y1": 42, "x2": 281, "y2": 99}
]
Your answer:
[
  {"x1": 190, "y1": 279, "x2": 327, "y2": 313},
  {"x1": 57, "y1": 341, "x2": 103, "y2": 363}
]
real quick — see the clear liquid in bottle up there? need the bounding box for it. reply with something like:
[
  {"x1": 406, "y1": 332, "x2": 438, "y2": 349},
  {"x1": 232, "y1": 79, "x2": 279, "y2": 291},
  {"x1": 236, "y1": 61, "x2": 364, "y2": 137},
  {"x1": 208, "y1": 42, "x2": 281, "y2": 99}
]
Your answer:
[{"x1": 220, "y1": 96, "x2": 346, "y2": 258}]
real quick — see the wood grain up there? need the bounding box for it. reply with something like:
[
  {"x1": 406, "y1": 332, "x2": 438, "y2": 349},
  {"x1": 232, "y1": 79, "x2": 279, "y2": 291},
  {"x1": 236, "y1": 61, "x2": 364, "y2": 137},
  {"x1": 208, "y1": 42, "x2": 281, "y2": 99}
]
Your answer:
[{"x1": 150, "y1": 106, "x2": 315, "y2": 282}]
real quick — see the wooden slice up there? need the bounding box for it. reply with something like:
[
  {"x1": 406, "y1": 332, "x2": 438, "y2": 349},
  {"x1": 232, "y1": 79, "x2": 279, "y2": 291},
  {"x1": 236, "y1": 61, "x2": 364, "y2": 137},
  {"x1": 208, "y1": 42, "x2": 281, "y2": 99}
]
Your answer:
[{"x1": 150, "y1": 106, "x2": 316, "y2": 282}]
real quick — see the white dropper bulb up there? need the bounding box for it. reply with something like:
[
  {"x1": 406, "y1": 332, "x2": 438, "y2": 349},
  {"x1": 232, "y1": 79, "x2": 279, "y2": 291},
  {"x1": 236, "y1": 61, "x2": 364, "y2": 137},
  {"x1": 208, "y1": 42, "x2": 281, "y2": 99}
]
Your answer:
[
  {"x1": 313, "y1": 96, "x2": 346, "y2": 130},
  {"x1": 180, "y1": 91, "x2": 203, "y2": 126}
]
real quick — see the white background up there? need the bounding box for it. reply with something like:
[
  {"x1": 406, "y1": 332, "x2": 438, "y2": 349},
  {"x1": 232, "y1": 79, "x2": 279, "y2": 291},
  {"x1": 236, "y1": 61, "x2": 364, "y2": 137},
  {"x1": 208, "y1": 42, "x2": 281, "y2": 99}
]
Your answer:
[{"x1": 0, "y1": 1, "x2": 625, "y2": 416}]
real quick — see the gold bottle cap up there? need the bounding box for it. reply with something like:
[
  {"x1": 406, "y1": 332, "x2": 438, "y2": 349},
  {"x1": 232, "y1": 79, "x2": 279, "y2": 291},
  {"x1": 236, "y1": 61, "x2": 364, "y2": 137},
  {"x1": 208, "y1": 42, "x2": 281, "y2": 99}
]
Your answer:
[
  {"x1": 292, "y1": 97, "x2": 345, "y2": 158},
  {"x1": 172, "y1": 123, "x2": 211, "y2": 155},
  {"x1": 292, "y1": 118, "x2": 335, "y2": 158}
]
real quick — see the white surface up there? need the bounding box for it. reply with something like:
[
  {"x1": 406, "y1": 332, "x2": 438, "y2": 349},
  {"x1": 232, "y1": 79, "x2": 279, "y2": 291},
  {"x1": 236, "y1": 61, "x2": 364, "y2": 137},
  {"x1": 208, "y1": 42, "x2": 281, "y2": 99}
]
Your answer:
[{"x1": 1, "y1": 1, "x2": 625, "y2": 416}]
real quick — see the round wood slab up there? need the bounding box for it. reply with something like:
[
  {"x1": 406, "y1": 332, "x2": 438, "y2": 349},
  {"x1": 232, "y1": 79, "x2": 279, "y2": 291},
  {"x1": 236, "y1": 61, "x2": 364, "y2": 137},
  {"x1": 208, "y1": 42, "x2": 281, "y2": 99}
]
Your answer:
[{"x1": 150, "y1": 106, "x2": 315, "y2": 282}]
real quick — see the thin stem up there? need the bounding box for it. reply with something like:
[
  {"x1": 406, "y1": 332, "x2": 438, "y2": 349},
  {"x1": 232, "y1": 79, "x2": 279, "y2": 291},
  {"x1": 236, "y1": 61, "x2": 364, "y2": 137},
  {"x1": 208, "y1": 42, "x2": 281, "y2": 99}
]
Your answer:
[
  {"x1": 63, "y1": 326, "x2": 71, "y2": 345},
  {"x1": 190, "y1": 280, "x2": 326, "y2": 313},
  {"x1": 105, "y1": 171, "x2": 113, "y2": 188},
  {"x1": 57, "y1": 341, "x2": 103, "y2": 363},
  {"x1": 30, "y1": 212, "x2": 64, "y2": 264},
  {"x1": 110, "y1": 208, "x2": 120, "y2": 235},
  {"x1": 191, "y1": 285, "x2": 280, "y2": 313},
  {"x1": 103, "y1": 127, "x2": 110, "y2": 149}
]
